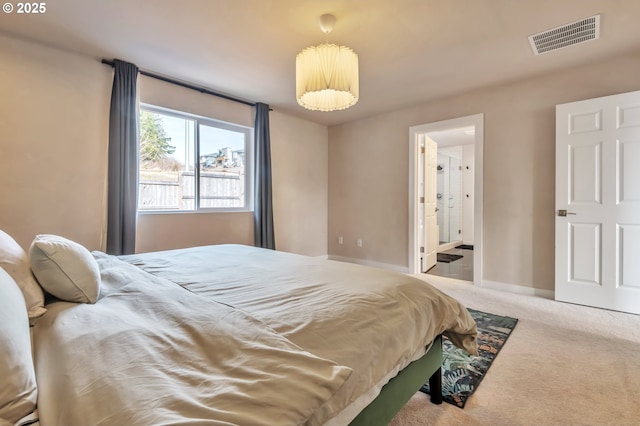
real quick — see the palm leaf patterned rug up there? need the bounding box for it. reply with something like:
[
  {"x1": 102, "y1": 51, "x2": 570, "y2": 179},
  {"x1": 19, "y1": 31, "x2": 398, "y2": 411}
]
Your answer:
[{"x1": 420, "y1": 308, "x2": 518, "y2": 408}]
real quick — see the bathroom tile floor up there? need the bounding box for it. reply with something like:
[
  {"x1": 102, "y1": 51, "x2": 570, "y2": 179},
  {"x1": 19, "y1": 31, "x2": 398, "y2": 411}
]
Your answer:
[{"x1": 425, "y1": 247, "x2": 473, "y2": 282}]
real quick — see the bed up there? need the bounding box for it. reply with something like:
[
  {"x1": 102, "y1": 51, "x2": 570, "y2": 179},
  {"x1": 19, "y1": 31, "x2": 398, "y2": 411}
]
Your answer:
[{"x1": 0, "y1": 232, "x2": 477, "y2": 426}]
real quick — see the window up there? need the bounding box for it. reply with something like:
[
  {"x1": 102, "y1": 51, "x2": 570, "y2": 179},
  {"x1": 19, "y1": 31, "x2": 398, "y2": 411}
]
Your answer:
[{"x1": 138, "y1": 105, "x2": 252, "y2": 212}]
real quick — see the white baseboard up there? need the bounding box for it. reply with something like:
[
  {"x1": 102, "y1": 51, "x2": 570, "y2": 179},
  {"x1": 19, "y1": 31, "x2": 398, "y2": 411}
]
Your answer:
[
  {"x1": 481, "y1": 279, "x2": 555, "y2": 299},
  {"x1": 327, "y1": 255, "x2": 409, "y2": 274}
]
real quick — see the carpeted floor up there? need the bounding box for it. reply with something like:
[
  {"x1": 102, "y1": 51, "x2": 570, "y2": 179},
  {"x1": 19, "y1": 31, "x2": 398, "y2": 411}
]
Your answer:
[
  {"x1": 420, "y1": 309, "x2": 517, "y2": 408},
  {"x1": 390, "y1": 275, "x2": 640, "y2": 426}
]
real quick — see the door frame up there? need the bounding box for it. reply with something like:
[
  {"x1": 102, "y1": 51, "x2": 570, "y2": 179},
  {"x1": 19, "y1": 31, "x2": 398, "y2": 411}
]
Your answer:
[{"x1": 408, "y1": 113, "x2": 484, "y2": 284}]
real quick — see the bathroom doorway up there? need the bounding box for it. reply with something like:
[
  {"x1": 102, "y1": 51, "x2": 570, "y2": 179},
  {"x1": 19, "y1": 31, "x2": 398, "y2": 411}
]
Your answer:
[
  {"x1": 408, "y1": 114, "x2": 483, "y2": 284},
  {"x1": 426, "y1": 132, "x2": 473, "y2": 281}
]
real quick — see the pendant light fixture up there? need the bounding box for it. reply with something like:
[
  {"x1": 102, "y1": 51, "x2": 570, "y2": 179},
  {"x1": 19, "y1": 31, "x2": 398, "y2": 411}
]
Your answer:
[{"x1": 296, "y1": 14, "x2": 359, "y2": 112}]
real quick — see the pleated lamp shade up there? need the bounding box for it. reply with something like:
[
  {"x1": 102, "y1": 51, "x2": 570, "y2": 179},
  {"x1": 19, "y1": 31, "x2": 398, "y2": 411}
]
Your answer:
[{"x1": 296, "y1": 43, "x2": 359, "y2": 112}]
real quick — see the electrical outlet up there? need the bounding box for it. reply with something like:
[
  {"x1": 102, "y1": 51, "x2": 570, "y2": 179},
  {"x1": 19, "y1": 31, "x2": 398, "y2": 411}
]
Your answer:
[
  {"x1": 356, "y1": 239, "x2": 363, "y2": 247},
  {"x1": 338, "y1": 236, "x2": 343, "y2": 245}
]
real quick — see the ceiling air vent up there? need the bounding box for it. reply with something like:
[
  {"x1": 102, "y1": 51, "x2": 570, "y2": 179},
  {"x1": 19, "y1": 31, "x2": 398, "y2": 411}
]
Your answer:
[{"x1": 529, "y1": 15, "x2": 600, "y2": 55}]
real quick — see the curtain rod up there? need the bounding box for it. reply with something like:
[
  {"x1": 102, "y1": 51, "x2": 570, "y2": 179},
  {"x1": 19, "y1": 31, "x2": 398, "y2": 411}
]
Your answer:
[{"x1": 102, "y1": 59, "x2": 258, "y2": 107}]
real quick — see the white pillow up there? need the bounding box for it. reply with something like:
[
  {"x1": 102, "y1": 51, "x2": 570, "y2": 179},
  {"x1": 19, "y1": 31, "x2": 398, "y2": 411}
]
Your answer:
[
  {"x1": 29, "y1": 234, "x2": 101, "y2": 304},
  {"x1": 0, "y1": 230, "x2": 46, "y2": 323},
  {"x1": 0, "y1": 267, "x2": 38, "y2": 424}
]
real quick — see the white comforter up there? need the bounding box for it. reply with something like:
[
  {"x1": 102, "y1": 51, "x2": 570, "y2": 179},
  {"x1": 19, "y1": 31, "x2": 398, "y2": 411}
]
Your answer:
[
  {"x1": 33, "y1": 253, "x2": 353, "y2": 426},
  {"x1": 120, "y1": 245, "x2": 477, "y2": 425}
]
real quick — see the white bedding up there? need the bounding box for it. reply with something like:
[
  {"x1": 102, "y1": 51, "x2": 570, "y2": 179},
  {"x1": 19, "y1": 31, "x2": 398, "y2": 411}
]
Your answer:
[
  {"x1": 33, "y1": 253, "x2": 352, "y2": 426},
  {"x1": 120, "y1": 244, "x2": 477, "y2": 425}
]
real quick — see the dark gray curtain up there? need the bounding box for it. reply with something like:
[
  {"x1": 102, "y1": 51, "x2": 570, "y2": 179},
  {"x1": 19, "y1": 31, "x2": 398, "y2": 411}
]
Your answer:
[
  {"x1": 106, "y1": 59, "x2": 139, "y2": 255},
  {"x1": 254, "y1": 103, "x2": 275, "y2": 249}
]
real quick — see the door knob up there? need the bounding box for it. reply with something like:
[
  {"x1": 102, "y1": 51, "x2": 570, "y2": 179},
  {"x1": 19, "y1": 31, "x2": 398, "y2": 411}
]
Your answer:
[{"x1": 558, "y1": 210, "x2": 576, "y2": 217}]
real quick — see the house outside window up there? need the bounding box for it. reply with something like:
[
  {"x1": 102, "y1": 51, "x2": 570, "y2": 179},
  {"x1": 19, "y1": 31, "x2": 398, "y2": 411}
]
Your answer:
[{"x1": 138, "y1": 105, "x2": 253, "y2": 212}]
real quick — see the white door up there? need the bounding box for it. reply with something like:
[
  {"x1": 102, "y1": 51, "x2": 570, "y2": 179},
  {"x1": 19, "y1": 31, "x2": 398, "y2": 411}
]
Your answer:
[
  {"x1": 424, "y1": 137, "x2": 438, "y2": 272},
  {"x1": 556, "y1": 90, "x2": 640, "y2": 314}
]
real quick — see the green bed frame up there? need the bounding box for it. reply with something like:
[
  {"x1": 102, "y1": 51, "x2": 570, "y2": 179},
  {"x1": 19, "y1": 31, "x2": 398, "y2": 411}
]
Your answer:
[{"x1": 348, "y1": 335, "x2": 443, "y2": 426}]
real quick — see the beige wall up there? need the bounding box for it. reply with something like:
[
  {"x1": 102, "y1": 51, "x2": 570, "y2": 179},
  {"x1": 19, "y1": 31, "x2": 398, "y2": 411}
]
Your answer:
[
  {"x1": 0, "y1": 33, "x2": 329, "y2": 256},
  {"x1": 328, "y1": 50, "x2": 640, "y2": 291},
  {"x1": 5, "y1": 29, "x2": 638, "y2": 287},
  {"x1": 0, "y1": 34, "x2": 111, "y2": 250},
  {"x1": 270, "y1": 111, "x2": 328, "y2": 257}
]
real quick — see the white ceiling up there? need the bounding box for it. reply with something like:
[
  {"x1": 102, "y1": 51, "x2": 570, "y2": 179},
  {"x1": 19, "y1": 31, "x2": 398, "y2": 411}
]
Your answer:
[{"x1": 2, "y1": 0, "x2": 640, "y2": 126}]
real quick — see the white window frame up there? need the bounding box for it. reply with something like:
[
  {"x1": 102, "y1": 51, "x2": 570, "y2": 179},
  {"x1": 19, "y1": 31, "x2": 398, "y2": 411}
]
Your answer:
[{"x1": 138, "y1": 104, "x2": 254, "y2": 214}]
